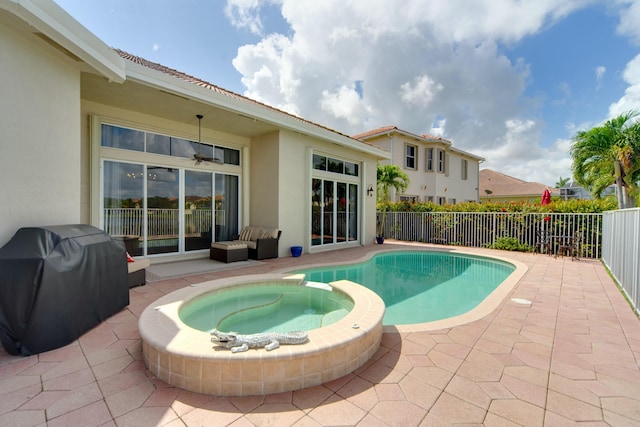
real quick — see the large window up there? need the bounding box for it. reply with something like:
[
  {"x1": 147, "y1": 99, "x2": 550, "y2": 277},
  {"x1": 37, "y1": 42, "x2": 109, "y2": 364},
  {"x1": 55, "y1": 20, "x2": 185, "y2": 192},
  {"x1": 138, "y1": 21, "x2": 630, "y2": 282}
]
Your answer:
[
  {"x1": 103, "y1": 161, "x2": 239, "y2": 256},
  {"x1": 102, "y1": 124, "x2": 240, "y2": 165},
  {"x1": 100, "y1": 122, "x2": 241, "y2": 257},
  {"x1": 313, "y1": 154, "x2": 359, "y2": 176},
  {"x1": 311, "y1": 153, "x2": 360, "y2": 247}
]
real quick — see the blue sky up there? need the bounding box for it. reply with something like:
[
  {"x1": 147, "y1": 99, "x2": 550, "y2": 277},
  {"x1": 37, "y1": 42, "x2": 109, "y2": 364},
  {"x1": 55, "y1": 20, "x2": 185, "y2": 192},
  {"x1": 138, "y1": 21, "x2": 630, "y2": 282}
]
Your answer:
[{"x1": 54, "y1": 0, "x2": 640, "y2": 186}]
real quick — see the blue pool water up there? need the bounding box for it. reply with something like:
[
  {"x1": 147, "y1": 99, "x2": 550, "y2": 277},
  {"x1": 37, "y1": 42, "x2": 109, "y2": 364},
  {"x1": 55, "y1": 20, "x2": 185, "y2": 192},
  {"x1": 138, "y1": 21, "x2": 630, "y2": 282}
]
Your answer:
[
  {"x1": 294, "y1": 251, "x2": 515, "y2": 325},
  {"x1": 179, "y1": 283, "x2": 354, "y2": 334}
]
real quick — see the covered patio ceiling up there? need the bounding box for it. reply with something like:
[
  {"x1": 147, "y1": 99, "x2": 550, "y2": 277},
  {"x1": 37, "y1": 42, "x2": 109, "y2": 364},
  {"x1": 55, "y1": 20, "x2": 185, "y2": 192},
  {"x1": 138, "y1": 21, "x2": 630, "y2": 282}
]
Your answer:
[{"x1": 81, "y1": 72, "x2": 281, "y2": 137}]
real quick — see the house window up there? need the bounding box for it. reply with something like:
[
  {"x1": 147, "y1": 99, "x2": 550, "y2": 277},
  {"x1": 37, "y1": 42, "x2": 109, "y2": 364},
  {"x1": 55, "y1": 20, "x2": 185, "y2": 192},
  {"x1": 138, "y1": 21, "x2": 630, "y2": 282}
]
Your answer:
[
  {"x1": 313, "y1": 154, "x2": 359, "y2": 177},
  {"x1": 426, "y1": 148, "x2": 433, "y2": 171},
  {"x1": 461, "y1": 159, "x2": 468, "y2": 180},
  {"x1": 438, "y1": 197, "x2": 446, "y2": 205},
  {"x1": 405, "y1": 144, "x2": 417, "y2": 170},
  {"x1": 399, "y1": 195, "x2": 418, "y2": 203},
  {"x1": 438, "y1": 150, "x2": 446, "y2": 173},
  {"x1": 101, "y1": 124, "x2": 240, "y2": 165}
]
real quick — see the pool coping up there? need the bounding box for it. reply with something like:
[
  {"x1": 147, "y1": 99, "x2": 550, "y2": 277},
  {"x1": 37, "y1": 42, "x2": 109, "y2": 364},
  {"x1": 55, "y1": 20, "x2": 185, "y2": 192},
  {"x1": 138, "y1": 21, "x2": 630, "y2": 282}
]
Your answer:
[{"x1": 274, "y1": 246, "x2": 528, "y2": 333}]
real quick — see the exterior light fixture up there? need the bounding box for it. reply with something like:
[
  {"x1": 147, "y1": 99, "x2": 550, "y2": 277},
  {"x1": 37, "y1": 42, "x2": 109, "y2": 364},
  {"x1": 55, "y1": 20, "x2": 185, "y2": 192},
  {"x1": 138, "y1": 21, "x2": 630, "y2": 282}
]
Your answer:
[{"x1": 367, "y1": 185, "x2": 374, "y2": 197}]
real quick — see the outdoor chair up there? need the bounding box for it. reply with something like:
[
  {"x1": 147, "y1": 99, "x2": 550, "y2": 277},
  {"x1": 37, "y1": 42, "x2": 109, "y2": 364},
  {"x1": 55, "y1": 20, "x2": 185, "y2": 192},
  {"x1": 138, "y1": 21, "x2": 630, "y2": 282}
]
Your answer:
[
  {"x1": 556, "y1": 233, "x2": 581, "y2": 261},
  {"x1": 533, "y1": 230, "x2": 551, "y2": 255}
]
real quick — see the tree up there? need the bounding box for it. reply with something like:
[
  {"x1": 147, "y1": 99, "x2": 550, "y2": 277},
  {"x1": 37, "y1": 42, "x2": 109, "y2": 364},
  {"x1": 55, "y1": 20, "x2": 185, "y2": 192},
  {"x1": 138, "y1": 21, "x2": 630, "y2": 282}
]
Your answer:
[
  {"x1": 555, "y1": 177, "x2": 570, "y2": 188},
  {"x1": 376, "y1": 164, "x2": 409, "y2": 238},
  {"x1": 570, "y1": 110, "x2": 640, "y2": 209}
]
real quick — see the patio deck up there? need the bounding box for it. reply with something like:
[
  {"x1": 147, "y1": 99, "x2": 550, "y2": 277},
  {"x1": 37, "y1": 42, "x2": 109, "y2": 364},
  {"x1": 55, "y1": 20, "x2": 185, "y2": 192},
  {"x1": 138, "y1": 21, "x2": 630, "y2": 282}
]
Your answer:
[{"x1": 1, "y1": 242, "x2": 640, "y2": 426}]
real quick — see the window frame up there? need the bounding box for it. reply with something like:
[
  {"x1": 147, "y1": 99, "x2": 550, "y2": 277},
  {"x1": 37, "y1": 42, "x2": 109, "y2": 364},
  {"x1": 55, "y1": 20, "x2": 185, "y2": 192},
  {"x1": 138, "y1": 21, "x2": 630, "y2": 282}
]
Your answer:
[
  {"x1": 405, "y1": 143, "x2": 417, "y2": 170},
  {"x1": 426, "y1": 147, "x2": 434, "y2": 172},
  {"x1": 437, "y1": 149, "x2": 446, "y2": 173}
]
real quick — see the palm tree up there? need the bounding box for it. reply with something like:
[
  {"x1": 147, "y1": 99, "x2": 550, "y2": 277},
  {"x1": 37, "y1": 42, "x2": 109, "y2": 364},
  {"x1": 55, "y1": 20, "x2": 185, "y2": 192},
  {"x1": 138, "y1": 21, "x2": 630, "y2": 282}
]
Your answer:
[
  {"x1": 555, "y1": 177, "x2": 570, "y2": 188},
  {"x1": 570, "y1": 110, "x2": 640, "y2": 209},
  {"x1": 376, "y1": 164, "x2": 409, "y2": 239}
]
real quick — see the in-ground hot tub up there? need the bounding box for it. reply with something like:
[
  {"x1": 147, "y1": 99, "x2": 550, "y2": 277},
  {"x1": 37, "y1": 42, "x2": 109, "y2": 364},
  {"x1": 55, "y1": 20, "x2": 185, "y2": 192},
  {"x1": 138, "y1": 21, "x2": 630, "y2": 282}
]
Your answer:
[{"x1": 139, "y1": 274, "x2": 385, "y2": 396}]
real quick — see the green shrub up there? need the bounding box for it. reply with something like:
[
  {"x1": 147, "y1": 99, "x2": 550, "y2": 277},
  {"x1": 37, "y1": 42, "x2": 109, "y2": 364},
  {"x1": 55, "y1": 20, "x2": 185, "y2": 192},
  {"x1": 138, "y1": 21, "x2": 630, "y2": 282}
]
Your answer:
[
  {"x1": 379, "y1": 197, "x2": 617, "y2": 214},
  {"x1": 488, "y1": 237, "x2": 531, "y2": 252}
]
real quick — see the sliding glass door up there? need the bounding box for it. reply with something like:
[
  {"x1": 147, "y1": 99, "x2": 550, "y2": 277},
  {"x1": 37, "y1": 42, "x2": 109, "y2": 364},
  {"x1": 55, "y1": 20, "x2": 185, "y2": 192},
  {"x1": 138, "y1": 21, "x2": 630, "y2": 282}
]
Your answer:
[
  {"x1": 103, "y1": 160, "x2": 239, "y2": 256},
  {"x1": 185, "y1": 170, "x2": 213, "y2": 252},
  {"x1": 147, "y1": 166, "x2": 179, "y2": 255}
]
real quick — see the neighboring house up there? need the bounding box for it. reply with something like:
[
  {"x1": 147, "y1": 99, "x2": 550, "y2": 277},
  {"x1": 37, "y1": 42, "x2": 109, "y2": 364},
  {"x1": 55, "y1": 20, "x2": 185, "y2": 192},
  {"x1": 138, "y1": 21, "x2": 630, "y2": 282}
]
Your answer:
[
  {"x1": 479, "y1": 169, "x2": 557, "y2": 203},
  {"x1": 354, "y1": 127, "x2": 484, "y2": 204},
  {"x1": 559, "y1": 183, "x2": 616, "y2": 200},
  {"x1": 0, "y1": 0, "x2": 389, "y2": 259}
]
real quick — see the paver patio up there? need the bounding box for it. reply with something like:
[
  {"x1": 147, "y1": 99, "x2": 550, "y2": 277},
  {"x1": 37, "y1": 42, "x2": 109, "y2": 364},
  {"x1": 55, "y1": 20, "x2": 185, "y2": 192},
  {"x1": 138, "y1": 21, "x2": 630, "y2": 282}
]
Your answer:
[{"x1": 1, "y1": 242, "x2": 639, "y2": 426}]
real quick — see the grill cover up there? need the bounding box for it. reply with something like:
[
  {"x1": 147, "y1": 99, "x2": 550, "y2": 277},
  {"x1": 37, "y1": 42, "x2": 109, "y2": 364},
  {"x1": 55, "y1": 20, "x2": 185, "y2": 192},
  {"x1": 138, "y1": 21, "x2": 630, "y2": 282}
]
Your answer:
[{"x1": 0, "y1": 225, "x2": 129, "y2": 356}]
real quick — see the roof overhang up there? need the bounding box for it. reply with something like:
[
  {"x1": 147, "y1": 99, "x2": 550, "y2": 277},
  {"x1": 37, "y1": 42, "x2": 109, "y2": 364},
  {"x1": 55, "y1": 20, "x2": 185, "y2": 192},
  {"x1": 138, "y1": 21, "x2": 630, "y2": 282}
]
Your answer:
[
  {"x1": 122, "y1": 60, "x2": 390, "y2": 159},
  {"x1": 0, "y1": 0, "x2": 125, "y2": 82}
]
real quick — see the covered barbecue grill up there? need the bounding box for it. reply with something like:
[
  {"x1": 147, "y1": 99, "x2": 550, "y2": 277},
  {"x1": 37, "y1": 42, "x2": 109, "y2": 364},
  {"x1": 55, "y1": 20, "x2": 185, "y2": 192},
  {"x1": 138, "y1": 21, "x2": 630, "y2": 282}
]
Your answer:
[{"x1": 0, "y1": 225, "x2": 129, "y2": 356}]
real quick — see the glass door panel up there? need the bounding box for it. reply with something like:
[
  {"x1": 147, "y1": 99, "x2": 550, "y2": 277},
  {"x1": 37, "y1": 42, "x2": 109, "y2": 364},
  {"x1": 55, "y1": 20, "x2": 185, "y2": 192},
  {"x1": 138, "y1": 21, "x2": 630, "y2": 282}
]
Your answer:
[
  {"x1": 311, "y1": 179, "x2": 322, "y2": 246},
  {"x1": 323, "y1": 180, "x2": 334, "y2": 244},
  {"x1": 146, "y1": 166, "x2": 179, "y2": 255},
  {"x1": 348, "y1": 184, "x2": 358, "y2": 242},
  {"x1": 103, "y1": 161, "x2": 144, "y2": 256},
  {"x1": 337, "y1": 182, "x2": 347, "y2": 243},
  {"x1": 214, "y1": 174, "x2": 239, "y2": 241},
  {"x1": 185, "y1": 171, "x2": 213, "y2": 251}
]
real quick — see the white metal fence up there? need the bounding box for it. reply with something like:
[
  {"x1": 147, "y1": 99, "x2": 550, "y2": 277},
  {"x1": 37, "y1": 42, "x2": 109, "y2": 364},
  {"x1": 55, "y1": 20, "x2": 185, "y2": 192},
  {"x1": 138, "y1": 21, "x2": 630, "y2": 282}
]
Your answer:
[
  {"x1": 602, "y1": 208, "x2": 640, "y2": 315},
  {"x1": 378, "y1": 211, "x2": 603, "y2": 258}
]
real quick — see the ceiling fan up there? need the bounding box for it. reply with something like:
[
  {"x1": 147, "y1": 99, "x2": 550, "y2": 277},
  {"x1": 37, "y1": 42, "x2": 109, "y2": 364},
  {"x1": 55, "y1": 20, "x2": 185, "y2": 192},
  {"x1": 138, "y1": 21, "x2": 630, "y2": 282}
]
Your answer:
[{"x1": 193, "y1": 114, "x2": 221, "y2": 164}]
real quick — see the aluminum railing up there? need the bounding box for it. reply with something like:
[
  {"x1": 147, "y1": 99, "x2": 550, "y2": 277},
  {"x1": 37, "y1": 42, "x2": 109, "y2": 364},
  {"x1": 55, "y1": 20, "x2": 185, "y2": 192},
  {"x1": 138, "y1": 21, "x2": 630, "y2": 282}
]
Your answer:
[
  {"x1": 602, "y1": 208, "x2": 640, "y2": 315},
  {"x1": 377, "y1": 211, "x2": 603, "y2": 259},
  {"x1": 103, "y1": 208, "x2": 214, "y2": 238}
]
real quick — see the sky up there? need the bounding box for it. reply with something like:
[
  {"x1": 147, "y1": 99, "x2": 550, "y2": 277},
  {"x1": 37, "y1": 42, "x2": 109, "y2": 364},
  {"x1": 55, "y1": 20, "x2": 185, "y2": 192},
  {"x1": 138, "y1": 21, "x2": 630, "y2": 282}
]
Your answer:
[{"x1": 53, "y1": 0, "x2": 640, "y2": 187}]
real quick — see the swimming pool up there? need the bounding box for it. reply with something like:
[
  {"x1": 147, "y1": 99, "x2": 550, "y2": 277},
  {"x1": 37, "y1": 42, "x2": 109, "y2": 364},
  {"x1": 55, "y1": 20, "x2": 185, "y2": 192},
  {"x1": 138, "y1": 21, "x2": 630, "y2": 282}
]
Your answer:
[{"x1": 294, "y1": 250, "x2": 515, "y2": 325}]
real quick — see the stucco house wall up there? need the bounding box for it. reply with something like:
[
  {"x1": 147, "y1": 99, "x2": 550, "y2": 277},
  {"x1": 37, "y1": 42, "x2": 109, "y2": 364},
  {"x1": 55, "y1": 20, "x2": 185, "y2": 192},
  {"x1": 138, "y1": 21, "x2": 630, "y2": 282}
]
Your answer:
[
  {"x1": 1, "y1": 0, "x2": 388, "y2": 258},
  {"x1": 1, "y1": 8, "x2": 81, "y2": 244}
]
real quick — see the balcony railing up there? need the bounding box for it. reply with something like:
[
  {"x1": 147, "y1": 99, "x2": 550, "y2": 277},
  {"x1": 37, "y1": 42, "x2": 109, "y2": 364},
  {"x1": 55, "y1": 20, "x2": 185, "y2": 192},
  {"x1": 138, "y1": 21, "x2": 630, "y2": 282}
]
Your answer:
[{"x1": 104, "y1": 208, "x2": 214, "y2": 239}]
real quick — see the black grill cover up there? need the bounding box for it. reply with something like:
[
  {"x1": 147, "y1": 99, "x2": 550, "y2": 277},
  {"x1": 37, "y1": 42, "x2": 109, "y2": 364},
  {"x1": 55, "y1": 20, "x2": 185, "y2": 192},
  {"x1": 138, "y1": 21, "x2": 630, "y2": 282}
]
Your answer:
[{"x1": 0, "y1": 225, "x2": 129, "y2": 356}]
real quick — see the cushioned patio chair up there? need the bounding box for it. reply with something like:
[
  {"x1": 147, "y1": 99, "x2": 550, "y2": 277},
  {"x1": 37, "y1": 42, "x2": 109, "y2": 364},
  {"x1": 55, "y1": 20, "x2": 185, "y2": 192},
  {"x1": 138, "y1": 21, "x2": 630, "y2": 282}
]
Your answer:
[{"x1": 232, "y1": 226, "x2": 282, "y2": 260}]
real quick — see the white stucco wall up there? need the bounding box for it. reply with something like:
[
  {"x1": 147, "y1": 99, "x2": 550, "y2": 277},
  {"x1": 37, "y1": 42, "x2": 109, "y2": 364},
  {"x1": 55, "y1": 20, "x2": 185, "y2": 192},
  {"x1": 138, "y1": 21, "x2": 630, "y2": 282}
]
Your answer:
[{"x1": 0, "y1": 22, "x2": 81, "y2": 246}]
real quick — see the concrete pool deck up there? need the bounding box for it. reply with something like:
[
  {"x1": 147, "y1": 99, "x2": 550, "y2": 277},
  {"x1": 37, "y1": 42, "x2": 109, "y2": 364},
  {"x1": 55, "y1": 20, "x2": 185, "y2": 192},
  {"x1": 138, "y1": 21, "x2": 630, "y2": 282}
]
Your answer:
[{"x1": 2, "y1": 241, "x2": 640, "y2": 426}]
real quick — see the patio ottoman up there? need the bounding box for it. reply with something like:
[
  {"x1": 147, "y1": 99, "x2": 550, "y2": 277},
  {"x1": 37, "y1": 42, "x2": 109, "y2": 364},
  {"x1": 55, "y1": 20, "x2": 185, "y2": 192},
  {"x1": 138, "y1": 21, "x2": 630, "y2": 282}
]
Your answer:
[{"x1": 210, "y1": 241, "x2": 248, "y2": 263}]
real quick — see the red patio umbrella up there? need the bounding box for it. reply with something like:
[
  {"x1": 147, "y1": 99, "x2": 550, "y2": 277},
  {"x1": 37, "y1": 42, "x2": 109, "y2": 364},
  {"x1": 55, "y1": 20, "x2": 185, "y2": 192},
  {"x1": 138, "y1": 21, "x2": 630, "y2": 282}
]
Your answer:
[{"x1": 541, "y1": 188, "x2": 551, "y2": 205}]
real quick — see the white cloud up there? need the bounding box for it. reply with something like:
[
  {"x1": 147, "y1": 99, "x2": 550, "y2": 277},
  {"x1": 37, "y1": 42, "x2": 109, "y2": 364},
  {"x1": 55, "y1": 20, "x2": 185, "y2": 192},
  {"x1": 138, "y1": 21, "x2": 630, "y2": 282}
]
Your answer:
[
  {"x1": 224, "y1": 0, "x2": 266, "y2": 35},
  {"x1": 615, "y1": 0, "x2": 640, "y2": 45},
  {"x1": 609, "y1": 53, "x2": 640, "y2": 117},
  {"x1": 226, "y1": 0, "x2": 622, "y2": 184},
  {"x1": 400, "y1": 75, "x2": 443, "y2": 107},
  {"x1": 152, "y1": 43, "x2": 160, "y2": 52},
  {"x1": 595, "y1": 65, "x2": 606, "y2": 81}
]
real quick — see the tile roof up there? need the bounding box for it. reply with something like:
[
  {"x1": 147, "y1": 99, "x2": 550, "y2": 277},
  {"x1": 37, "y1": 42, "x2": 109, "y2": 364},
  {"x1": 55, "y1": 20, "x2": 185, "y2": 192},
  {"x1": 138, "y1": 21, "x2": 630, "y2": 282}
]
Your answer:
[
  {"x1": 480, "y1": 169, "x2": 557, "y2": 197},
  {"x1": 352, "y1": 126, "x2": 450, "y2": 143},
  {"x1": 115, "y1": 49, "x2": 372, "y2": 147},
  {"x1": 352, "y1": 126, "x2": 399, "y2": 139}
]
